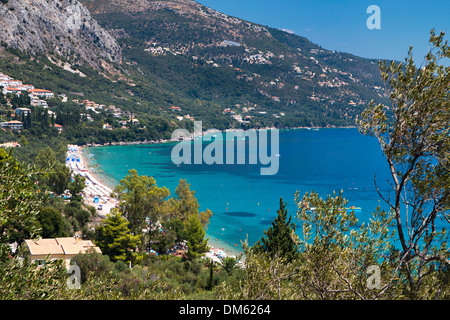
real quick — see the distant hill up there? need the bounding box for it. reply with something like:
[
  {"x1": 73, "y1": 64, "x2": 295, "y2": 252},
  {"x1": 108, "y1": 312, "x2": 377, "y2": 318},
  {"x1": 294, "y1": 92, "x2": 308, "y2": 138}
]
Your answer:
[
  {"x1": 80, "y1": 0, "x2": 390, "y2": 128},
  {"x1": 0, "y1": 0, "x2": 391, "y2": 132}
]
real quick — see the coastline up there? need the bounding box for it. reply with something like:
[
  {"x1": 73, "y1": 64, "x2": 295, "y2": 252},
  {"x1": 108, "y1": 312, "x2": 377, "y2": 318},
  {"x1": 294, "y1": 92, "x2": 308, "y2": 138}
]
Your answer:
[
  {"x1": 78, "y1": 126, "x2": 358, "y2": 258},
  {"x1": 66, "y1": 145, "x2": 117, "y2": 218},
  {"x1": 80, "y1": 147, "x2": 118, "y2": 192},
  {"x1": 72, "y1": 144, "x2": 242, "y2": 259},
  {"x1": 82, "y1": 125, "x2": 358, "y2": 148}
]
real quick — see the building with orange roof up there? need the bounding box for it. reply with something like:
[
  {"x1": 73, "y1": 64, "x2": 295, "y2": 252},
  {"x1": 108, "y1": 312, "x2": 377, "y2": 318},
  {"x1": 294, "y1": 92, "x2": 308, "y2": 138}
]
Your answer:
[
  {"x1": 23, "y1": 237, "x2": 102, "y2": 269},
  {"x1": 51, "y1": 123, "x2": 64, "y2": 133},
  {"x1": 27, "y1": 88, "x2": 54, "y2": 98}
]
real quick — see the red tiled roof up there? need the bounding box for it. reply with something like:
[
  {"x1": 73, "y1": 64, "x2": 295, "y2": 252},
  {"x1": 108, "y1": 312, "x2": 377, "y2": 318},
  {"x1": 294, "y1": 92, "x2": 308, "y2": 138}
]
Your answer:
[{"x1": 28, "y1": 89, "x2": 52, "y2": 93}]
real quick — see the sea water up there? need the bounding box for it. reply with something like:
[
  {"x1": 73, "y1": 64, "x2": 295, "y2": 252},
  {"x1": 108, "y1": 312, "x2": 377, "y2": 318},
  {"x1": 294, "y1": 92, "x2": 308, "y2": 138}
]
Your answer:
[{"x1": 87, "y1": 128, "x2": 397, "y2": 253}]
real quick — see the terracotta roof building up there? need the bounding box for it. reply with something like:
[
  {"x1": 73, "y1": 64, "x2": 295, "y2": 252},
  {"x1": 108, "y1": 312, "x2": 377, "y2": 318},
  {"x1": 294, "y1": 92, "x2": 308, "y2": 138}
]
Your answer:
[
  {"x1": 24, "y1": 237, "x2": 101, "y2": 268},
  {"x1": 51, "y1": 123, "x2": 63, "y2": 133},
  {"x1": 27, "y1": 89, "x2": 54, "y2": 98}
]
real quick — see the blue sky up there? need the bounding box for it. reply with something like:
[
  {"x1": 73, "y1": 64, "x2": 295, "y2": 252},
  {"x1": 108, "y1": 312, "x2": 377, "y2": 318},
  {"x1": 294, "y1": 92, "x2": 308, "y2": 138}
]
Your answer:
[{"x1": 196, "y1": 0, "x2": 449, "y2": 64}]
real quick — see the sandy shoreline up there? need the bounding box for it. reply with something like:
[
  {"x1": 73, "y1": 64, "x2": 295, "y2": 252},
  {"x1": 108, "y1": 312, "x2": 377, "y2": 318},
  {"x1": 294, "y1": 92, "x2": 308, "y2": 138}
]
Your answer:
[
  {"x1": 66, "y1": 145, "x2": 118, "y2": 218},
  {"x1": 66, "y1": 127, "x2": 358, "y2": 260},
  {"x1": 67, "y1": 144, "x2": 241, "y2": 259}
]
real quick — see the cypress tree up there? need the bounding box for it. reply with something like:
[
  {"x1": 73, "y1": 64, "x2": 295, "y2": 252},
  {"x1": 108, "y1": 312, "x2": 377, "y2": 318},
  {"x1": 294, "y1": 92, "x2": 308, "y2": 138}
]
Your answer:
[{"x1": 253, "y1": 197, "x2": 299, "y2": 262}]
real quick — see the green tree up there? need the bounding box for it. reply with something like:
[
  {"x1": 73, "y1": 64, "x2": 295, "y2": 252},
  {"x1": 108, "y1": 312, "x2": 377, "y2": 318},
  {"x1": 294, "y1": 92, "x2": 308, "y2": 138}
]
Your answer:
[
  {"x1": 220, "y1": 255, "x2": 241, "y2": 276},
  {"x1": 47, "y1": 163, "x2": 71, "y2": 195},
  {"x1": 18, "y1": 135, "x2": 28, "y2": 147},
  {"x1": 68, "y1": 174, "x2": 86, "y2": 201},
  {"x1": 0, "y1": 148, "x2": 47, "y2": 260},
  {"x1": 185, "y1": 214, "x2": 209, "y2": 260},
  {"x1": 71, "y1": 251, "x2": 114, "y2": 284},
  {"x1": 37, "y1": 207, "x2": 67, "y2": 238},
  {"x1": 0, "y1": 254, "x2": 67, "y2": 300},
  {"x1": 95, "y1": 209, "x2": 141, "y2": 263},
  {"x1": 112, "y1": 169, "x2": 170, "y2": 239},
  {"x1": 34, "y1": 147, "x2": 71, "y2": 195},
  {"x1": 166, "y1": 179, "x2": 213, "y2": 240},
  {"x1": 152, "y1": 223, "x2": 177, "y2": 254},
  {"x1": 35, "y1": 146, "x2": 56, "y2": 170},
  {"x1": 236, "y1": 240, "x2": 299, "y2": 300},
  {"x1": 207, "y1": 259, "x2": 215, "y2": 291},
  {"x1": 0, "y1": 88, "x2": 6, "y2": 104},
  {"x1": 294, "y1": 191, "x2": 398, "y2": 299},
  {"x1": 173, "y1": 179, "x2": 200, "y2": 219},
  {"x1": 357, "y1": 29, "x2": 450, "y2": 297},
  {"x1": 253, "y1": 198, "x2": 299, "y2": 263}
]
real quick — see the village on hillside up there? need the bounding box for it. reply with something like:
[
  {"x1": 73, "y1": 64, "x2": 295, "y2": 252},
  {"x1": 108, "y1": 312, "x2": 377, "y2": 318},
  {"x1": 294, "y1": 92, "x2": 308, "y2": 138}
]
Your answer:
[{"x1": 0, "y1": 71, "x2": 145, "y2": 134}]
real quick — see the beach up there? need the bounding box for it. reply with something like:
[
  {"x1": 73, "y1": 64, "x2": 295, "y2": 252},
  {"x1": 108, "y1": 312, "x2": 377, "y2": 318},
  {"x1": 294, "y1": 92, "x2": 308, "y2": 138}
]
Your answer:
[
  {"x1": 66, "y1": 144, "x2": 240, "y2": 260},
  {"x1": 66, "y1": 144, "x2": 118, "y2": 218}
]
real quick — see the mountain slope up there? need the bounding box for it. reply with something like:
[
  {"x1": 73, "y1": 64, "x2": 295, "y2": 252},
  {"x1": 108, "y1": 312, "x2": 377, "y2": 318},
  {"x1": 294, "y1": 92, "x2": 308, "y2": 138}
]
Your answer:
[
  {"x1": 0, "y1": 0, "x2": 121, "y2": 71},
  {"x1": 79, "y1": 0, "x2": 389, "y2": 127}
]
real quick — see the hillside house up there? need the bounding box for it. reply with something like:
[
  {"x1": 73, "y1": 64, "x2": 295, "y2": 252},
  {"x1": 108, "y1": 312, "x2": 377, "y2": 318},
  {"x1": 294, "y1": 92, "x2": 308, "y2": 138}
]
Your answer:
[
  {"x1": 0, "y1": 80, "x2": 23, "y2": 88},
  {"x1": 28, "y1": 89, "x2": 54, "y2": 99},
  {"x1": 51, "y1": 123, "x2": 63, "y2": 133},
  {"x1": 0, "y1": 120, "x2": 23, "y2": 130},
  {"x1": 15, "y1": 108, "x2": 32, "y2": 116},
  {"x1": 3, "y1": 87, "x2": 25, "y2": 96},
  {"x1": 23, "y1": 237, "x2": 101, "y2": 269},
  {"x1": 80, "y1": 113, "x2": 93, "y2": 122},
  {"x1": 0, "y1": 142, "x2": 20, "y2": 148}
]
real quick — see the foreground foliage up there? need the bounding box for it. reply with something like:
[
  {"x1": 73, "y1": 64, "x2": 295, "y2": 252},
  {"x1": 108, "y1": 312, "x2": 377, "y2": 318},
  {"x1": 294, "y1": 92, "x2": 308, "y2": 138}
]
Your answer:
[{"x1": 357, "y1": 29, "x2": 450, "y2": 297}]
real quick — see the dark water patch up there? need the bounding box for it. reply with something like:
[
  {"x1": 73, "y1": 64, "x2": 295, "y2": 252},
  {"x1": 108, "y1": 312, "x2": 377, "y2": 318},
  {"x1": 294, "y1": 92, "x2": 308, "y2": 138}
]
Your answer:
[
  {"x1": 137, "y1": 162, "x2": 177, "y2": 166},
  {"x1": 153, "y1": 175, "x2": 176, "y2": 178},
  {"x1": 222, "y1": 211, "x2": 257, "y2": 217}
]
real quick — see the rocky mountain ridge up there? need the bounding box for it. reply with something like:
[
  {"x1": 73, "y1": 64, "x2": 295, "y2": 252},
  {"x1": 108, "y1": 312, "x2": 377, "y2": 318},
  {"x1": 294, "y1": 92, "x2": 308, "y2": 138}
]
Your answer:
[{"x1": 0, "y1": 0, "x2": 122, "y2": 71}]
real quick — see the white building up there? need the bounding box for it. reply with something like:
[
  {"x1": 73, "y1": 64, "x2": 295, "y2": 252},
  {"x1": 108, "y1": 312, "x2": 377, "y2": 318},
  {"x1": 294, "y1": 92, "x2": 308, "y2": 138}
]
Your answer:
[
  {"x1": 27, "y1": 89, "x2": 54, "y2": 98},
  {"x1": 0, "y1": 120, "x2": 24, "y2": 130}
]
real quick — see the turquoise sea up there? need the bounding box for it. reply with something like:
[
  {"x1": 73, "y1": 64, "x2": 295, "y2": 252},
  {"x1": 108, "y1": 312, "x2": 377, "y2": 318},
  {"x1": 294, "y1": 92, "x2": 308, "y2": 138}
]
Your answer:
[{"x1": 86, "y1": 128, "x2": 395, "y2": 254}]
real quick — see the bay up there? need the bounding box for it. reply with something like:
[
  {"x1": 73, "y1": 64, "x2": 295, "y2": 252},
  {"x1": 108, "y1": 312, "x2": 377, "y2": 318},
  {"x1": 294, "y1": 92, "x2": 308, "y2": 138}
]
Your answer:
[{"x1": 86, "y1": 128, "x2": 395, "y2": 254}]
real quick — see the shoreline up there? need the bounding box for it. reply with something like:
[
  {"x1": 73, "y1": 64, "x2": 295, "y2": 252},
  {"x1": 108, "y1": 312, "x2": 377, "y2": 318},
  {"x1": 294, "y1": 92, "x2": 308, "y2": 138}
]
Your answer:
[
  {"x1": 80, "y1": 147, "x2": 118, "y2": 192},
  {"x1": 71, "y1": 144, "x2": 242, "y2": 259},
  {"x1": 82, "y1": 125, "x2": 358, "y2": 148},
  {"x1": 77, "y1": 126, "x2": 358, "y2": 257},
  {"x1": 66, "y1": 145, "x2": 118, "y2": 218}
]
